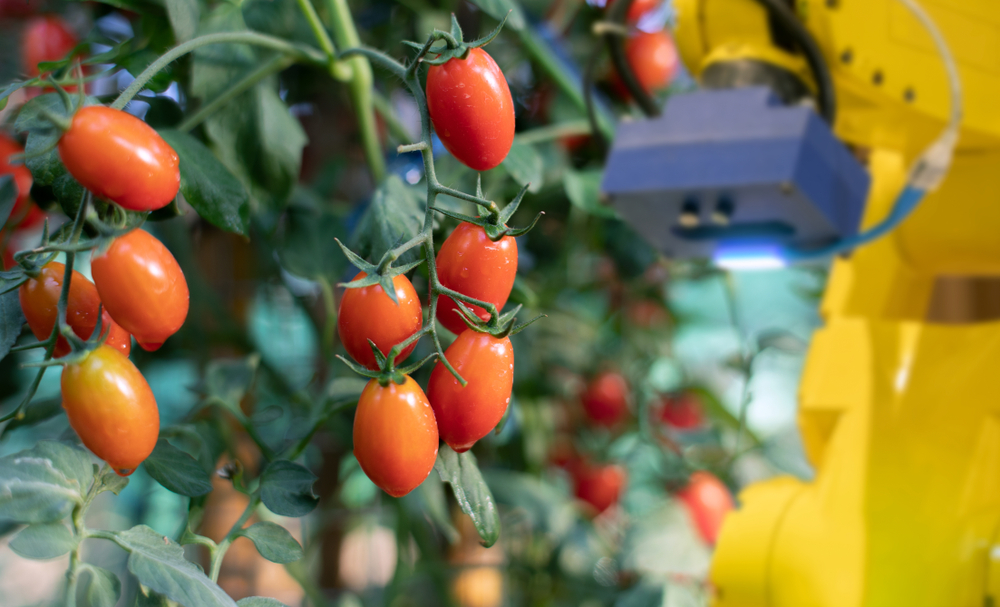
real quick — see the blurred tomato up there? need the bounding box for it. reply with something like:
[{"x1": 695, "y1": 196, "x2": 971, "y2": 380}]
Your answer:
[
  {"x1": 574, "y1": 462, "x2": 627, "y2": 515},
  {"x1": 658, "y1": 392, "x2": 704, "y2": 430},
  {"x1": 581, "y1": 371, "x2": 630, "y2": 426},
  {"x1": 23, "y1": 16, "x2": 78, "y2": 78},
  {"x1": 677, "y1": 471, "x2": 734, "y2": 545}
]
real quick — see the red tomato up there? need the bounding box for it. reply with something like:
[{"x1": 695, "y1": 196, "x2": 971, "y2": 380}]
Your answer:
[
  {"x1": 574, "y1": 463, "x2": 627, "y2": 515},
  {"x1": 91, "y1": 229, "x2": 189, "y2": 351},
  {"x1": 338, "y1": 272, "x2": 423, "y2": 370},
  {"x1": 58, "y1": 106, "x2": 180, "y2": 211},
  {"x1": 677, "y1": 471, "x2": 734, "y2": 545},
  {"x1": 0, "y1": 133, "x2": 43, "y2": 230},
  {"x1": 624, "y1": 30, "x2": 678, "y2": 93},
  {"x1": 606, "y1": 0, "x2": 661, "y2": 22},
  {"x1": 426, "y1": 47, "x2": 515, "y2": 171},
  {"x1": 61, "y1": 344, "x2": 159, "y2": 475},
  {"x1": 23, "y1": 16, "x2": 78, "y2": 78},
  {"x1": 435, "y1": 222, "x2": 517, "y2": 335},
  {"x1": 353, "y1": 375, "x2": 439, "y2": 497},
  {"x1": 19, "y1": 261, "x2": 132, "y2": 357},
  {"x1": 581, "y1": 371, "x2": 630, "y2": 426},
  {"x1": 658, "y1": 392, "x2": 704, "y2": 430},
  {"x1": 427, "y1": 329, "x2": 513, "y2": 452}
]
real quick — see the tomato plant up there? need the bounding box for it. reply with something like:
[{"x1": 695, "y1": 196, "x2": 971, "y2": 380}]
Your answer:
[
  {"x1": 338, "y1": 271, "x2": 422, "y2": 369},
  {"x1": 677, "y1": 471, "x2": 736, "y2": 545},
  {"x1": 426, "y1": 47, "x2": 515, "y2": 171},
  {"x1": 91, "y1": 228, "x2": 189, "y2": 351},
  {"x1": 427, "y1": 329, "x2": 514, "y2": 452},
  {"x1": 581, "y1": 370, "x2": 630, "y2": 426},
  {"x1": 353, "y1": 375, "x2": 439, "y2": 497}
]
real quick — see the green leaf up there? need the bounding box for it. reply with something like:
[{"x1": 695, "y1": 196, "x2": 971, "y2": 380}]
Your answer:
[
  {"x1": 135, "y1": 586, "x2": 171, "y2": 607},
  {"x1": 259, "y1": 460, "x2": 318, "y2": 517},
  {"x1": 276, "y1": 197, "x2": 348, "y2": 280},
  {"x1": 9, "y1": 522, "x2": 76, "y2": 559},
  {"x1": 0, "y1": 398, "x2": 62, "y2": 439},
  {"x1": 143, "y1": 439, "x2": 213, "y2": 497},
  {"x1": 0, "y1": 82, "x2": 26, "y2": 112},
  {"x1": 205, "y1": 355, "x2": 259, "y2": 408},
  {"x1": 93, "y1": 466, "x2": 130, "y2": 497},
  {"x1": 80, "y1": 565, "x2": 122, "y2": 607},
  {"x1": 564, "y1": 169, "x2": 618, "y2": 219},
  {"x1": 114, "y1": 525, "x2": 237, "y2": 607},
  {"x1": 238, "y1": 521, "x2": 303, "y2": 564},
  {"x1": 434, "y1": 446, "x2": 500, "y2": 547},
  {"x1": 501, "y1": 141, "x2": 542, "y2": 194},
  {"x1": 165, "y1": 0, "x2": 200, "y2": 43},
  {"x1": 159, "y1": 130, "x2": 250, "y2": 236},
  {"x1": 467, "y1": 0, "x2": 525, "y2": 31},
  {"x1": 0, "y1": 441, "x2": 92, "y2": 523},
  {"x1": 237, "y1": 599, "x2": 289, "y2": 607},
  {"x1": 0, "y1": 175, "x2": 15, "y2": 226},
  {"x1": 349, "y1": 175, "x2": 424, "y2": 266},
  {"x1": 0, "y1": 289, "x2": 25, "y2": 364}
]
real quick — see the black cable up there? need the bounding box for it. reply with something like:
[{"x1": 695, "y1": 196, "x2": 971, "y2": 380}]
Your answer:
[
  {"x1": 602, "y1": 0, "x2": 661, "y2": 118},
  {"x1": 749, "y1": 0, "x2": 836, "y2": 124}
]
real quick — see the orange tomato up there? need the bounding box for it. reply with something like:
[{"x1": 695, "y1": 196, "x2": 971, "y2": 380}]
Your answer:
[
  {"x1": 61, "y1": 344, "x2": 159, "y2": 475},
  {"x1": 337, "y1": 272, "x2": 423, "y2": 370},
  {"x1": 91, "y1": 229, "x2": 188, "y2": 351},
  {"x1": 353, "y1": 375, "x2": 439, "y2": 497},
  {"x1": 677, "y1": 471, "x2": 734, "y2": 544}
]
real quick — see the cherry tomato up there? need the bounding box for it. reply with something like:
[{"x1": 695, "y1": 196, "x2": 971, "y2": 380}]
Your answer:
[
  {"x1": 23, "y1": 16, "x2": 78, "y2": 78},
  {"x1": 338, "y1": 272, "x2": 423, "y2": 370},
  {"x1": 573, "y1": 463, "x2": 627, "y2": 515},
  {"x1": 624, "y1": 30, "x2": 678, "y2": 94},
  {"x1": 353, "y1": 375, "x2": 439, "y2": 497},
  {"x1": 91, "y1": 229, "x2": 189, "y2": 351},
  {"x1": 658, "y1": 392, "x2": 704, "y2": 430},
  {"x1": 0, "y1": 133, "x2": 43, "y2": 230},
  {"x1": 61, "y1": 344, "x2": 159, "y2": 475},
  {"x1": 426, "y1": 47, "x2": 515, "y2": 171},
  {"x1": 677, "y1": 471, "x2": 734, "y2": 545},
  {"x1": 19, "y1": 261, "x2": 132, "y2": 357},
  {"x1": 435, "y1": 222, "x2": 517, "y2": 335},
  {"x1": 581, "y1": 371, "x2": 630, "y2": 426},
  {"x1": 606, "y1": 0, "x2": 661, "y2": 22},
  {"x1": 427, "y1": 329, "x2": 513, "y2": 452},
  {"x1": 58, "y1": 106, "x2": 180, "y2": 211}
]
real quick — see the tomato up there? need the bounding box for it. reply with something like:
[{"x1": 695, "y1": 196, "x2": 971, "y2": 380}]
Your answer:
[
  {"x1": 61, "y1": 344, "x2": 159, "y2": 475},
  {"x1": 573, "y1": 463, "x2": 627, "y2": 515},
  {"x1": 58, "y1": 106, "x2": 180, "y2": 212},
  {"x1": 426, "y1": 47, "x2": 515, "y2": 171},
  {"x1": 435, "y1": 222, "x2": 517, "y2": 335},
  {"x1": 91, "y1": 229, "x2": 189, "y2": 351},
  {"x1": 606, "y1": 0, "x2": 661, "y2": 22},
  {"x1": 581, "y1": 371, "x2": 630, "y2": 426},
  {"x1": 0, "y1": 133, "x2": 43, "y2": 230},
  {"x1": 353, "y1": 375, "x2": 439, "y2": 497},
  {"x1": 427, "y1": 329, "x2": 513, "y2": 452},
  {"x1": 624, "y1": 30, "x2": 678, "y2": 94},
  {"x1": 22, "y1": 16, "x2": 78, "y2": 78},
  {"x1": 677, "y1": 471, "x2": 734, "y2": 545},
  {"x1": 338, "y1": 272, "x2": 422, "y2": 370},
  {"x1": 658, "y1": 392, "x2": 704, "y2": 430},
  {"x1": 19, "y1": 262, "x2": 132, "y2": 357}
]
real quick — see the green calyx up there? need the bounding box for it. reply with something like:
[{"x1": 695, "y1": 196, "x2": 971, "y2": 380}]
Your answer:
[
  {"x1": 401, "y1": 12, "x2": 510, "y2": 65},
  {"x1": 453, "y1": 300, "x2": 545, "y2": 339},
  {"x1": 334, "y1": 237, "x2": 424, "y2": 306},
  {"x1": 432, "y1": 178, "x2": 543, "y2": 242},
  {"x1": 336, "y1": 337, "x2": 437, "y2": 388}
]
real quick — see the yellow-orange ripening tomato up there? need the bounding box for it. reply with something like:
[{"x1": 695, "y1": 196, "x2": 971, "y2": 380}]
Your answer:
[
  {"x1": 426, "y1": 47, "x2": 515, "y2": 171},
  {"x1": 19, "y1": 262, "x2": 132, "y2": 357},
  {"x1": 338, "y1": 272, "x2": 423, "y2": 370},
  {"x1": 427, "y1": 330, "x2": 513, "y2": 452},
  {"x1": 57, "y1": 106, "x2": 180, "y2": 211},
  {"x1": 91, "y1": 229, "x2": 189, "y2": 351},
  {"x1": 353, "y1": 376, "x2": 439, "y2": 497},
  {"x1": 435, "y1": 222, "x2": 518, "y2": 335},
  {"x1": 61, "y1": 345, "x2": 159, "y2": 475}
]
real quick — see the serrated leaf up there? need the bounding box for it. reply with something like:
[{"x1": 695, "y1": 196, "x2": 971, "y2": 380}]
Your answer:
[
  {"x1": 9, "y1": 522, "x2": 76, "y2": 559},
  {"x1": 349, "y1": 175, "x2": 424, "y2": 266},
  {"x1": 565, "y1": 169, "x2": 617, "y2": 219},
  {"x1": 0, "y1": 441, "x2": 92, "y2": 523},
  {"x1": 501, "y1": 141, "x2": 542, "y2": 194},
  {"x1": 434, "y1": 446, "x2": 500, "y2": 547},
  {"x1": 205, "y1": 356, "x2": 259, "y2": 408},
  {"x1": 237, "y1": 599, "x2": 289, "y2": 607},
  {"x1": 80, "y1": 565, "x2": 122, "y2": 607},
  {"x1": 238, "y1": 522, "x2": 303, "y2": 564},
  {"x1": 114, "y1": 525, "x2": 237, "y2": 607},
  {"x1": 143, "y1": 439, "x2": 213, "y2": 497},
  {"x1": 0, "y1": 289, "x2": 25, "y2": 364},
  {"x1": 165, "y1": 0, "x2": 200, "y2": 43},
  {"x1": 467, "y1": 0, "x2": 525, "y2": 30},
  {"x1": 259, "y1": 460, "x2": 318, "y2": 517},
  {"x1": 158, "y1": 130, "x2": 250, "y2": 236}
]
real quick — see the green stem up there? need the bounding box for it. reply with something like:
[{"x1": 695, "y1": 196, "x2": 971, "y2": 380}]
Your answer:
[
  {"x1": 515, "y1": 119, "x2": 592, "y2": 145},
  {"x1": 178, "y1": 55, "x2": 294, "y2": 132},
  {"x1": 111, "y1": 32, "x2": 326, "y2": 110},
  {"x1": 318, "y1": 276, "x2": 337, "y2": 359},
  {"x1": 209, "y1": 495, "x2": 259, "y2": 582}
]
